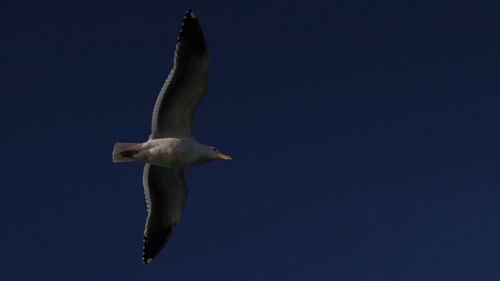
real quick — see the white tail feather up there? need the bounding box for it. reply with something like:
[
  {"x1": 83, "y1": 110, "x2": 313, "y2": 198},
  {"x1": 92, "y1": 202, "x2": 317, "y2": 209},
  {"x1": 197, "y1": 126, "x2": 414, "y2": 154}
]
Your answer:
[{"x1": 112, "y1": 142, "x2": 143, "y2": 163}]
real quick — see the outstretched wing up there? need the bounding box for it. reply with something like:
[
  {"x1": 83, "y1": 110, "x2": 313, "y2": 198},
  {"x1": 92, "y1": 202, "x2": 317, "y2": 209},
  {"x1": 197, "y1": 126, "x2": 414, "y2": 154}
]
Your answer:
[
  {"x1": 142, "y1": 164, "x2": 188, "y2": 264},
  {"x1": 151, "y1": 10, "x2": 209, "y2": 138}
]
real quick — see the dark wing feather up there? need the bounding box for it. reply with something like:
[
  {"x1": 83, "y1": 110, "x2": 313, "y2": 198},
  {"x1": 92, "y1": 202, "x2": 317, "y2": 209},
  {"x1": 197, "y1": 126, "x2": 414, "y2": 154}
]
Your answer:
[
  {"x1": 142, "y1": 164, "x2": 188, "y2": 264},
  {"x1": 151, "y1": 10, "x2": 209, "y2": 138}
]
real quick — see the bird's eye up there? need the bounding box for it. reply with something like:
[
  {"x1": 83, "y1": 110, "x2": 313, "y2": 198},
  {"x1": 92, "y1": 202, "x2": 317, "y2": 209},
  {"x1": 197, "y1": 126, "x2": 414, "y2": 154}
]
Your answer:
[{"x1": 212, "y1": 147, "x2": 217, "y2": 151}]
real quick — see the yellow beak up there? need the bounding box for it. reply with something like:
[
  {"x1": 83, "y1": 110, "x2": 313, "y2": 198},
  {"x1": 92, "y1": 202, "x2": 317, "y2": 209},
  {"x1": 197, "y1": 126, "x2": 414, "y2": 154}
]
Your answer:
[{"x1": 217, "y1": 153, "x2": 232, "y2": 160}]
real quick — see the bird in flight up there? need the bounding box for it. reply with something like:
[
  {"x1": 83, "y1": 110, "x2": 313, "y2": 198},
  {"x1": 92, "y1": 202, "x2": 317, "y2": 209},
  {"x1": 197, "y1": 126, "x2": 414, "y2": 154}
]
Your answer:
[{"x1": 112, "y1": 9, "x2": 231, "y2": 264}]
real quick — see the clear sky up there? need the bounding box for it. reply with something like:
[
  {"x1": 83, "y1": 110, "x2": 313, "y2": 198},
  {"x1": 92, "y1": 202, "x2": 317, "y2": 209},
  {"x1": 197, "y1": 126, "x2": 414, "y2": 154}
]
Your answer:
[{"x1": 1, "y1": 0, "x2": 500, "y2": 280}]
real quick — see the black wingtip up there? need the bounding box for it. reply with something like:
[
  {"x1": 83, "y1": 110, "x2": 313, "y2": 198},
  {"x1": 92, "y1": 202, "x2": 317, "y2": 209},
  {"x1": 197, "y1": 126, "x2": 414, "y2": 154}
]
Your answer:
[
  {"x1": 142, "y1": 253, "x2": 152, "y2": 265},
  {"x1": 142, "y1": 225, "x2": 174, "y2": 265},
  {"x1": 185, "y1": 9, "x2": 195, "y2": 19},
  {"x1": 142, "y1": 236, "x2": 152, "y2": 265}
]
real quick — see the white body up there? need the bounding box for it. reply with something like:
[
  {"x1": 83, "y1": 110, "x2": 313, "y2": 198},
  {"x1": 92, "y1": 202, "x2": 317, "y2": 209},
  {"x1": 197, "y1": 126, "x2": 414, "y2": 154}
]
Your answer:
[{"x1": 113, "y1": 138, "x2": 209, "y2": 168}]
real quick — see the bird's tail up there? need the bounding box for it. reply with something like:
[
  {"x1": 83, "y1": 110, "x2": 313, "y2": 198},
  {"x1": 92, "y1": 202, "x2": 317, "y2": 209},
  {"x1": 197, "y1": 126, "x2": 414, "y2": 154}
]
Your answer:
[{"x1": 112, "y1": 142, "x2": 143, "y2": 163}]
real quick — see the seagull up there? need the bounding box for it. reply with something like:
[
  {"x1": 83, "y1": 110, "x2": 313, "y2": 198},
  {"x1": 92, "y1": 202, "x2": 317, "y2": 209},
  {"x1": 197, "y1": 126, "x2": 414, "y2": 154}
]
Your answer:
[{"x1": 112, "y1": 10, "x2": 231, "y2": 264}]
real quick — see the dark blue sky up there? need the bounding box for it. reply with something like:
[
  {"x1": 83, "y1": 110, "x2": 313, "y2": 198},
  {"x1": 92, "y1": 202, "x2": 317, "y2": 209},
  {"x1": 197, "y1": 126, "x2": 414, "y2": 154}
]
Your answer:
[{"x1": 2, "y1": 0, "x2": 500, "y2": 280}]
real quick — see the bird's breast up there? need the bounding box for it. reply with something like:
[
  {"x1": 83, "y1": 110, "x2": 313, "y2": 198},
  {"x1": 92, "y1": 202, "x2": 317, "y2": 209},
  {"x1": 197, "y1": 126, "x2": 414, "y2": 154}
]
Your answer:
[{"x1": 145, "y1": 145, "x2": 197, "y2": 168}]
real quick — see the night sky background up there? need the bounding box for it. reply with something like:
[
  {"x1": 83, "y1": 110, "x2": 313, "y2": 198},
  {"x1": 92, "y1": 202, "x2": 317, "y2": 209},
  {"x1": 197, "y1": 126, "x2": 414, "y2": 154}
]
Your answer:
[{"x1": 2, "y1": 0, "x2": 500, "y2": 280}]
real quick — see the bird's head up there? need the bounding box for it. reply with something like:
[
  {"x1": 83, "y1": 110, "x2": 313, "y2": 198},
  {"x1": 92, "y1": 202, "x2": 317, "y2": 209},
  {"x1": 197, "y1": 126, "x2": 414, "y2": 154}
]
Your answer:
[{"x1": 206, "y1": 146, "x2": 232, "y2": 161}]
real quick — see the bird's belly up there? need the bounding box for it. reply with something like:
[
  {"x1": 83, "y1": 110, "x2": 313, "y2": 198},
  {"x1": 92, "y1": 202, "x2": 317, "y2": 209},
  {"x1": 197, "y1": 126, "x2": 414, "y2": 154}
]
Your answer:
[
  {"x1": 145, "y1": 152, "x2": 191, "y2": 168},
  {"x1": 136, "y1": 138, "x2": 200, "y2": 168}
]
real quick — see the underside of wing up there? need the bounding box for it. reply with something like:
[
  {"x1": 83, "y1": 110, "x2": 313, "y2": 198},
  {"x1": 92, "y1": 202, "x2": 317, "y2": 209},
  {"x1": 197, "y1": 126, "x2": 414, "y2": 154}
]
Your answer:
[
  {"x1": 142, "y1": 164, "x2": 188, "y2": 264},
  {"x1": 151, "y1": 10, "x2": 209, "y2": 138}
]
